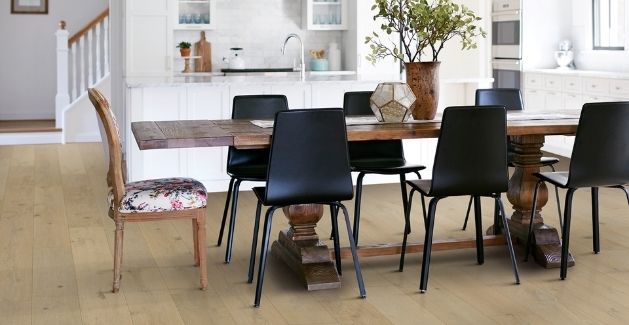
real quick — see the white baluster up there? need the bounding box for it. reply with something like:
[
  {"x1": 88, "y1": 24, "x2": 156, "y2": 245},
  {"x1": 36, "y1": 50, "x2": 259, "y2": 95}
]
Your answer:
[
  {"x1": 88, "y1": 28, "x2": 94, "y2": 86},
  {"x1": 71, "y1": 42, "x2": 78, "y2": 100},
  {"x1": 104, "y1": 16, "x2": 110, "y2": 74},
  {"x1": 80, "y1": 35, "x2": 86, "y2": 95},
  {"x1": 55, "y1": 21, "x2": 70, "y2": 129},
  {"x1": 95, "y1": 21, "x2": 102, "y2": 80}
]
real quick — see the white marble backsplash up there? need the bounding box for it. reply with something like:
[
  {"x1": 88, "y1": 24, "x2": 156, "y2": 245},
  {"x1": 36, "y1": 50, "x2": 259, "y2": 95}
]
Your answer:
[{"x1": 174, "y1": 0, "x2": 343, "y2": 72}]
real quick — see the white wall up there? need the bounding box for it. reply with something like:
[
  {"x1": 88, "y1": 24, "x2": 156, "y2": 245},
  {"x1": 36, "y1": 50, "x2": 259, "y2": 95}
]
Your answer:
[
  {"x1": 570, "y1": 0, "x2": 629, "y2": 72},
  {"x1": 522, "y1": 0, "x2": 572, "y2": 70},
  {"x1": 174, "y1": 0, "x2": 343, "y2": 72},
  {"x1": 0, "y1": 0, "x2": 108, "y2": 120}
]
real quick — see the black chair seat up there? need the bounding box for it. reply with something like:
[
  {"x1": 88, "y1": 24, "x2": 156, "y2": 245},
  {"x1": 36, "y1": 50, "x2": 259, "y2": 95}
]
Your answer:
[
  {"x1": 406, "y1": 179, "x2": 431, "y2": 195},
  {"x1": 351, "y1": 161, "x2": 426, "y2": 174},
  {"x1": 508, "y1": 156, "x2": 560, "y2": 168},
  {"x1": 227, "y1": 165, "x2": 268, "y2": 180},
  {"x1": 534, "y1": 171, "x2": 569, "y2": 188}
]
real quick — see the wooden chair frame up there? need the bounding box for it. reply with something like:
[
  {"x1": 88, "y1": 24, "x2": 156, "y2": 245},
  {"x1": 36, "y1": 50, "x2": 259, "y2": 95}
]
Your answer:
[{"x1": 88, "y1": 88, "x2": 207, "y2": 292}]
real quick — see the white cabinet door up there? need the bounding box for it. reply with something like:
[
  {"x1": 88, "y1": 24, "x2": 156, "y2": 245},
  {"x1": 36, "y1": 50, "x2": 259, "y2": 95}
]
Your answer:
[
  {"x1": 268, "y1": 84, "x2": 311, "y2": 109},
  {"x1": 186, "y1": 86, "x2": 229, "y2": 187},
  {"x1": 563, "y1": 93, "x2": 582, "y2": 110},
  {"x1": 544, "y1": 91, "x2": 563, "y2": 110},
  {"x1": 524, "y1": 89, "x2": 546, "y2": 110},
  {"x1": 126, "y1": 0, "x2": 171, "y2": 76},
  {"x1": 311, "y1": 83, "x2": 348, "y2": 107}
]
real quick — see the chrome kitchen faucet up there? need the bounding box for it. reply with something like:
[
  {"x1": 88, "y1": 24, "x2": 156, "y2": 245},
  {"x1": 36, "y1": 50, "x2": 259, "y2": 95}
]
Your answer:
[{"x1": 281, "y1": 33, "x2": 305, "y2": 82}]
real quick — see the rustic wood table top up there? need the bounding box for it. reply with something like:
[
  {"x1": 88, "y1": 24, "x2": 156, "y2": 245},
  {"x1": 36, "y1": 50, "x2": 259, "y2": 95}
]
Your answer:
[{"x1": 131, "y1": 111, "x2": 580, "y2": 150}]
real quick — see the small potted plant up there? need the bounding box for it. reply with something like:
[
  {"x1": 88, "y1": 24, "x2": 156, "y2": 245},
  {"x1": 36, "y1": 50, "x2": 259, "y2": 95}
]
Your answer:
[
  {"x1": 177, "y1": 41, "x2": 192, "y2": 57},
  {"x1": 365, "y1": 0, "x2": 485, "y2": 120}
]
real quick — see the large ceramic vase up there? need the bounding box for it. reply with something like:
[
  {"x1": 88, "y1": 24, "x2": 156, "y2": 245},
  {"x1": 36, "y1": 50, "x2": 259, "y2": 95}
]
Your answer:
[{"x1": 405, "y1": 62, "x2": 440, "y2": 120}]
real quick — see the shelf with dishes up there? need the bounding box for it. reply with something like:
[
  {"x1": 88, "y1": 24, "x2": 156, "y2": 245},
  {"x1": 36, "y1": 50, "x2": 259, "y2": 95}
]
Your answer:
[
  {"x1": 303, "y1": 0, "x2": 347, "y2": 30},
  {"x1": 175, "y1": 0, "x2": 215, "y2": 30}
]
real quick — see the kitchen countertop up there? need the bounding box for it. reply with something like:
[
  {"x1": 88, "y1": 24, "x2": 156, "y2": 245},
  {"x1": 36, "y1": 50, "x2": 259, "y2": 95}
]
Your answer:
[
  {"x1": 525, "y1": 68, "x2": 629, "y2": 79},
  {"x1": 126, "y1": 73, "x2": 493, "y2": 88}
]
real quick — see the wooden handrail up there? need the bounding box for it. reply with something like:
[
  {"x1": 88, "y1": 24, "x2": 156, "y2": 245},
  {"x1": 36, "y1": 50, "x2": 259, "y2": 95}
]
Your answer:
[{"x1": 68, "y1": 8, "x2": 109, "y2": 46}]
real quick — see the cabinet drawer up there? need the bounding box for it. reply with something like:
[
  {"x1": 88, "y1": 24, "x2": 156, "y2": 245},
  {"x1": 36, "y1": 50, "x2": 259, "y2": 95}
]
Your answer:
[
  {"x1": 563, "y1": 76, "x2": 581, "y2": 92},
  {"x1": 545, "y1": 75, "x2": 562, "y2": 90},
  {"x1": 582, "y1": 78, "x2": 609, "y2": 95},
  {"x1": 610, "y1": 79, "x2": 629, "y2": 98},
  {"x1": 583, "y1": 95, "x2": 614, "y2": 103},
  {"x1": 524, "y1": 89, "x2": 545, "y2": 110},
  {"x1": 563, "y1": 93, "x2": 582, "y2": 110},
  {"x1": 544, "y1": 91, "x2": 563, "y2": 110},
  {"x1": 525, "y1": 73, "x2": 544, "y2": 89}
]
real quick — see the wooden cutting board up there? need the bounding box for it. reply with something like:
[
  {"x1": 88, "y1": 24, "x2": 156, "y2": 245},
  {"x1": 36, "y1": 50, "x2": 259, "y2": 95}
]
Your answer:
[{"x1": 194, "y1": 31, "x2": 212, "y2": 72}]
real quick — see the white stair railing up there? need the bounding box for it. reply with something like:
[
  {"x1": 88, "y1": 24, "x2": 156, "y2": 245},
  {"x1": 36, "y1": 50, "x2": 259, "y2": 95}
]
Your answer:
[{"x1": 55, "y1": 9, "x2": 110, "y2": 129}]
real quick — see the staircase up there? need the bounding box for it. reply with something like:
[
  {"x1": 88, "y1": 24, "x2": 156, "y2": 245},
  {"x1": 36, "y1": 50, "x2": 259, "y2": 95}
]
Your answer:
[{"x1": 0, "y1": 10, "x2": 110, "y2": 146}]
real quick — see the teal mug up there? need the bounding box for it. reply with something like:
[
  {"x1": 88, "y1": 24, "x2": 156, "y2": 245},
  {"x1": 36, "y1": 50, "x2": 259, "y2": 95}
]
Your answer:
[{"x1": 310, "y1": 59, "x2": 329, "y2": 71}]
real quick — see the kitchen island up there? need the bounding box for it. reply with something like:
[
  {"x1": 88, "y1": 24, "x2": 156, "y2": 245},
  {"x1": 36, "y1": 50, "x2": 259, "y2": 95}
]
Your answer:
[{"x1": 124, "y1": 74, "x2": 493, "y2": 192}]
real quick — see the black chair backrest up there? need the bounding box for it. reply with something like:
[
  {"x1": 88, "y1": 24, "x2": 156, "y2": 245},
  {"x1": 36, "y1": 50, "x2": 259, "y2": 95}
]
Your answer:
[
  {"x1": 567, "y1": 102, "x2": 629, "y2": 187},
  {"x1": 227, "y1": 95, "x2": 289, "y2": 173},
  {"x1": 264, "y1": 109, "x2": 353, "y2": 205},
  {"x1": 343, "y1": 91, "x2": 405, "y2": 165},
  {"x1": 430, "y1": 106, "x2": 508, "y2": 196},
  {"x1": 475, "y1": 88, "x2": 523, "y2": 111}
]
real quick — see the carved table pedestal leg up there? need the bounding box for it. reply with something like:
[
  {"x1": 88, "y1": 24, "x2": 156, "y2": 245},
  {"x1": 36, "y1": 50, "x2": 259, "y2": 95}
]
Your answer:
[
  {"x1": 504, "y1": 135, "x2": 574, "y2": 268},
  {"x1": 270, "y1": 204, "x2": 341, "y2": 290}
]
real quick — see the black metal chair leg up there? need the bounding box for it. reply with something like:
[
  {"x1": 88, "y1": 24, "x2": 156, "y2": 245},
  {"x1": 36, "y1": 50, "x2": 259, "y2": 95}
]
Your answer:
[
  {"x1": 400, "y1": 174, "x2": 410, "y2": 235},
  {"x1": 525, "y1": 180, "x2": 543, "y2": 262},
  {"x1": 549, "y1": 165, "x2": 563, "y2": 230},
  {"x1": 561, "y1": 189, "x2": 576, "y2": 280},
  {"x1": 330, "y1": 204, "x2": 342, "y2": 276},
  {"x1": 224, "y1": 179, "x2": 242, "y2": 263},
  {"x1": 592, "y1": 187, "x2": 600, "y2": 254},
  {"x1": 217, "y1": 177, "x2": 235, "y2": 246},
  {"x1": 496, "y1": 197, "x2": 521, "y2": 284},
  {"x1": 254, "y1": 207, "x2": 277, "y2": 307},
  {"x1": 399, "y1": 188, "x2": 415, "y2": 272},
  {"x1": 621, "y1": 185, "x2": 629, "y2": 205},
  {"x1": 419, "y1": 198, "x2": 440, "y2": 293},
  {"x1": 473, "y1": 196, "x2": 484, "y2": 265},
  {"x1": 338, "y1": 204, "x2": 366, "y2": 298},
  {"x1": 329, "y1": 205, "x2": 338, "y2": 240},
  {"x1": 247, "y1": 200, "x2": 263, "y2": 283},
  {"x1": 420, "y1": 193, "x2": 427, "y2": 224},
  {"x1": 353, "y1": 172, "x2": 366, "y2": 245},
  {"x1": 493, "y1": 198, "x2": 502, "y2": 235},
  {"x1": 462, "y1": 196, "x2": 473, "y2": 230}
]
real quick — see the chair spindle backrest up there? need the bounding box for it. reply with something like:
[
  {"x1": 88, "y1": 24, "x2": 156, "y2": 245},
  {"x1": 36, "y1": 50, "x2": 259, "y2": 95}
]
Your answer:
[
  {"x1": 430, "y1": 106, "x2": 508, "y2": 196},
  {"x1": 568, "y1": 101, "x2": 629, "y2": 187},
  {"x1": 264, "y1": 109, "x2": 353, "y2": 205}
]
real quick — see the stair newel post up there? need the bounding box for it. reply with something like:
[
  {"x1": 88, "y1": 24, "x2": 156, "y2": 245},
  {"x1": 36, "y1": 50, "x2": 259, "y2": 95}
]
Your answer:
[{"x1": 55, "y1": 20, "x2": 70, "y2": 130}]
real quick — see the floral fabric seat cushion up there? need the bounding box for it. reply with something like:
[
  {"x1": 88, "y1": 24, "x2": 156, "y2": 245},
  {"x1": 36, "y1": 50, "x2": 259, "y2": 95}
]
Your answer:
[{"x1": 109, "y1": 178, "x2": 207, "y2": 213}]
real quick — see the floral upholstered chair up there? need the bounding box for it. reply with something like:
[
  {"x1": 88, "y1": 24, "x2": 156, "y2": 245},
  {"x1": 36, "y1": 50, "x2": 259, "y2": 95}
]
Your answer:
[{"x1": 88, "y1": 88, "x2": 208, "y2": 292}]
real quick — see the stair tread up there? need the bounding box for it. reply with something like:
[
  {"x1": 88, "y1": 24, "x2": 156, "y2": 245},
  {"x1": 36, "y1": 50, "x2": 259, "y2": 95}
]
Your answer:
[{"x1": 0, "y1": 120, "x2": 62, "y2": 133}]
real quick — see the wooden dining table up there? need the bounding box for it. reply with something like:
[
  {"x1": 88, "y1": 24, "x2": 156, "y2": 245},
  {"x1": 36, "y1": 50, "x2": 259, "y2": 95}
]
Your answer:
[{"x1": 132, "y1": 110, "x2": 581, "y2": 291}]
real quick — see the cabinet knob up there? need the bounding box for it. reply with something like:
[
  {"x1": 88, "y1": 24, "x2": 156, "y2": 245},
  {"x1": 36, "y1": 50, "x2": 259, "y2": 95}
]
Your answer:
[
  {"x1": 616, "y1": 86, "x2": 621, "y2": 90},
  {"x1": 569, "y1": 83, "x2": 574, "y2": 86},
  {"x1": 591, "y1": 85, "x2": 596, "y2": 88}
]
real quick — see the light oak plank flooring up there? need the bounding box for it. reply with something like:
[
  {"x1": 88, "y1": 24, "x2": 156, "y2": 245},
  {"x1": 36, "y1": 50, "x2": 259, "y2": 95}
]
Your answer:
[{"x1": 1, "y1": 143, "x2": 629, "y2": 324}]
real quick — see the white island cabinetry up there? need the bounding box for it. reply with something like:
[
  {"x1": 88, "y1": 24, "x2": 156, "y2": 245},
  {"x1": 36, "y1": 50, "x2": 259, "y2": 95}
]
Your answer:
[{"x1": 523, "y1": 69, "x2": 629, "y2": 157}]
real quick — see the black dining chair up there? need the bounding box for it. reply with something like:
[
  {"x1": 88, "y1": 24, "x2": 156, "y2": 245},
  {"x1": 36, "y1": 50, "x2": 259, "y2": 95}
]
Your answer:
[
  {"x1": 218, "y1": 95, "x2": 288, "y2": 264},
  {"x1": 248, "y1": 108, "x2": 365, "y2": 307},
  {"x1": 526, "y1": 102, "x2": 629, "y2": 280},
  {"x1": 341, "y1": 91, "x2": 426, "y2": 245},
  {"x1": 401, "y1": 105, "x2": 520, "y2": 292},
  {"x1": 462, "y1": 88, "x2": 563, "y2": 231}
]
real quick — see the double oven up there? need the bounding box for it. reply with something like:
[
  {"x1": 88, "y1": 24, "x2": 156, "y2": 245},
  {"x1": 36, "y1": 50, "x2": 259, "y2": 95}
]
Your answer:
[{"x1": 491, "y1": 0, "x2": 522, "y2": 89}]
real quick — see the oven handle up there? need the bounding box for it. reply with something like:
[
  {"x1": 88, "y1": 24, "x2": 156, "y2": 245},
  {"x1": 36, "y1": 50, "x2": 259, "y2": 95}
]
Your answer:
[
  {"x1": 492, "y1": 59, "x2": 521, "y2": 71},
  {"x1": 492, "y1": 11, "x2": 520, "y2": 22}
]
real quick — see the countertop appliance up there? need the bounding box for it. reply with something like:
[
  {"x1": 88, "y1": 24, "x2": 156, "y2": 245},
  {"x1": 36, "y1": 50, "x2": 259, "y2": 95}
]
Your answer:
[{"x1": 491, "y1": 0, "x2": 522, "y2": 89}]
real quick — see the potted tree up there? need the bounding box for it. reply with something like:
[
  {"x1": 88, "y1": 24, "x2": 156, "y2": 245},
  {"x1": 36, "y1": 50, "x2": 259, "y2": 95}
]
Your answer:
[
  {"x1": 365, "y1": 0, "x2": 486, "y2": 120},
  {"x1": 177, "y1": 41, "x2": 192, "y2": 57}
]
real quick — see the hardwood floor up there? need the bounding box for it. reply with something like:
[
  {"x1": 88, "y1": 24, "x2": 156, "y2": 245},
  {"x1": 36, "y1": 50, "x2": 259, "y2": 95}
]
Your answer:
[
  {"x1": 0, "y1": 120, "x2": 61, "y2": 133},
  {"x1": 1, "y1": 143, "x2": 629, "y2": 324}
]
